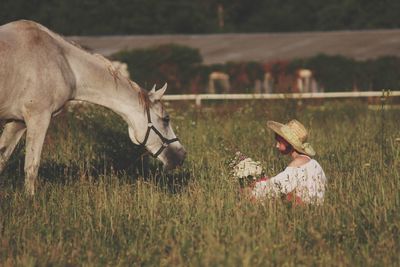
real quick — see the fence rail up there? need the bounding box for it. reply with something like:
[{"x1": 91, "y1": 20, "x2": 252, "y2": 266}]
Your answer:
[{"x1": 163, "y1": 91, "x2": 400, "y2": 106}]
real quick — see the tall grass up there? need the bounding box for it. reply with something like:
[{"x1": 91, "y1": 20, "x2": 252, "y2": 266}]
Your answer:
[{"x1": 0, "y1": 99, "x2": 399, "y2": 266}]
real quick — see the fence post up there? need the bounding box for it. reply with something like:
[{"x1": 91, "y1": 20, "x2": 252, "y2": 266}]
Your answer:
[{"x1": 195, "y1": 95, "x2": 202, "y2": 107}]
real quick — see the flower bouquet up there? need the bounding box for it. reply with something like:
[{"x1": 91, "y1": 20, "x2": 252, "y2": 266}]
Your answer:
[{"x1": 228, "y1": 151, "x2": 264, "y2": 187}]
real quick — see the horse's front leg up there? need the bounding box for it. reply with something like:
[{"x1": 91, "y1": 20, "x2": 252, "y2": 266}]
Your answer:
[
  {"x1": 0, "y1": 121, "x2": 27, "y2": 174},
  {"x1": 24, "y1": 113, "x2": 51, "y2": 195}
]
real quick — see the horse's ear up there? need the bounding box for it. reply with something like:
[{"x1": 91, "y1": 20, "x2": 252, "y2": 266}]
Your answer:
[
  {"x1": 150, "y1": 84, "x2": 156, "y2": 94},
  {"x1": 149, "y1": 83, "x2": 167, "y2": 102}
]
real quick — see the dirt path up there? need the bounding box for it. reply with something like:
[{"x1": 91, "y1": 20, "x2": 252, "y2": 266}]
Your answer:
[{"x1": 68, "y1": 29, "x2": 400, "y2": 64}]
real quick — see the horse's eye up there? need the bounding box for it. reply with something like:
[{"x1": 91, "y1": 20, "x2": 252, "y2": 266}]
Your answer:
[{"x1": 162, "y1": 115, "x2": 170, "y2": 123}]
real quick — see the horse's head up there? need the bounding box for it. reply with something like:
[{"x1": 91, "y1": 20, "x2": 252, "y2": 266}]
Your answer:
[{"x1": 128, "y1": 83, "x2": 186, "y2": 170}]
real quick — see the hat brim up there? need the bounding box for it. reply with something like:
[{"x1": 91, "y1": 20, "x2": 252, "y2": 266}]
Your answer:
[{"x1": 267, "y1": 120, "x2": 316, "y2": 156}]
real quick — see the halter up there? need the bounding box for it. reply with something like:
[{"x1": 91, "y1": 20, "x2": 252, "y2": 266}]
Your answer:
[{"x1": 139, "y1": 105, "x2": 179, "y2": 158}]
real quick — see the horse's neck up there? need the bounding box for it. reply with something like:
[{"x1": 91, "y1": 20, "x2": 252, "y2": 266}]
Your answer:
[{"x1": 72, "y1": 53, "x2": 142, "y2": 119}]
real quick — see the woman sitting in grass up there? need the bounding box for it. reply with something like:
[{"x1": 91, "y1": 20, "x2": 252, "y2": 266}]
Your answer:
[{"x1": 248, "y1": 119, "x2": 327, "y2": 205}]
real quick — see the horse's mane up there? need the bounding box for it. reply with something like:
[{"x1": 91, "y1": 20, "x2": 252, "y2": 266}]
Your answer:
[
  {"x1": 138, "y1": 87, "x2": 151, "y2": 111},
  {"x1": 92, "y1": 53, "x2": 122, "y2": 84},
  {"x1": 71, "y1": 39, "x2": 151, "y2": 110},
  {"x1": 94, "y1": 53, "x2": 151, "y2": 111}
]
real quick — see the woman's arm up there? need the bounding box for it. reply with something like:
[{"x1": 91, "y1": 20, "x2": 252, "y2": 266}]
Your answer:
[{"x1": 251, "y1": 168, "x2": 297, "y2": 199}]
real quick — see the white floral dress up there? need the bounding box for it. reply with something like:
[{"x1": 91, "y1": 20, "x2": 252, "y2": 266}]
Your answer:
[{"x1": 251, "y1": 159, "x2": 327, "y2": 204}]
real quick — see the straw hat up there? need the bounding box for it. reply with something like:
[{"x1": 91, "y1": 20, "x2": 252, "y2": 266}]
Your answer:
[{"x1": 267, "y1": 119, "x2": 316, "y2": 156}]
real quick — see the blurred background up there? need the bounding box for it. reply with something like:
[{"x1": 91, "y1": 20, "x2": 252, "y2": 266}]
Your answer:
[{"x1": 2, "y1": 0, "x2": 400, "y2": 94}]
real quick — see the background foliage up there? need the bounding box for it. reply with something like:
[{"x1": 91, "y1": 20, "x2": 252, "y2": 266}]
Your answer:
[
  {"x1": 1, "y1": 0, "x2": 400, "y2": 34},
  {"x1": 112, "y1": 45, "x2": 400, "y2": 93},
  {"x1": 112, "y1": 44, "x2": 203, "y2": 94}
]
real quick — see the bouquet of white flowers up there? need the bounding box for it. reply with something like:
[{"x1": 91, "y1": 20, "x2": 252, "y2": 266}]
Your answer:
[{"x1": 228, "y1": 151, "x2": 264, "y2": 187}]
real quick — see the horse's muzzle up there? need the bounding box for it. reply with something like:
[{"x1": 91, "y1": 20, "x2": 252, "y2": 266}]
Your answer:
[{"x1": 163, "y1": 146, "x2": 186, "y2": 170}]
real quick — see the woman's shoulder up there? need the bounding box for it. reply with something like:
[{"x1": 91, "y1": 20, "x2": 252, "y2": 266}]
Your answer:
[{"x1": 288, "y1": 156, "x2": 311, "y2": 168}]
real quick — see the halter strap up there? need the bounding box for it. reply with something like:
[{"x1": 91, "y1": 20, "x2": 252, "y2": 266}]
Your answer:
[{"x1": 139, "y1": 105, "x2": 179, "y2": 158}]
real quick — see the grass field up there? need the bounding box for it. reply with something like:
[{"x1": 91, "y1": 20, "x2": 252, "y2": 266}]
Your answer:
[{"x1": 0, "y1": 98, "x2": 399, "y2": 266}]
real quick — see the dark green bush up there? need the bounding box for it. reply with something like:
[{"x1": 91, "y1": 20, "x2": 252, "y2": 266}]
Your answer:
[
  {"x1": 288, "y1": 54, "x2": 400, "y2": 91},
  {"x1": 363, "y1": 56, "x2": 400, "y2": 90},
  {"x1": 112, "y1": 44, "x2": 202, "y2": 94}
]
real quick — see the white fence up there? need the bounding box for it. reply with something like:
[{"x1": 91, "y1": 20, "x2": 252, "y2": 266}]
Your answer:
[{"x1": 163, "y1": 91, "x2": 400, "y2": 106}]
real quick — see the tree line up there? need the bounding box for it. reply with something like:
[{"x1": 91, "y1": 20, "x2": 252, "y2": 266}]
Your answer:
[{"x1": 1, "y1": 0, "x2": 399, "y2": 35}]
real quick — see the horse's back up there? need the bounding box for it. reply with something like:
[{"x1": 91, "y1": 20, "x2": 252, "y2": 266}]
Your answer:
[
  {"x1": 0, "y1": 20, "x2": 64, "y2": 58},
  {"x1": 0, "y1": 20, "x2": 76, "y2": 120}
]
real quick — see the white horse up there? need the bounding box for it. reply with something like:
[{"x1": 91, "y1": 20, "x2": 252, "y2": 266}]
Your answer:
[{"x1": 0, "y1": 20, "x2": 186, "y2": 195}]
